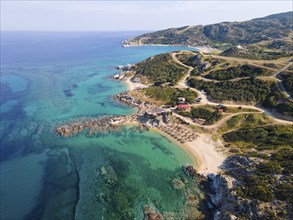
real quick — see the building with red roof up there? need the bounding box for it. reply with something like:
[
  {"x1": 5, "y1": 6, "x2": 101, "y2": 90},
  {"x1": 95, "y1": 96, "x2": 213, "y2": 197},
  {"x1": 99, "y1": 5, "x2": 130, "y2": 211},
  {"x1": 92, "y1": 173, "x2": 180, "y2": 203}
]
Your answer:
[{"x1": 177, "y1": 103, "x2": 190, "y2": 111}]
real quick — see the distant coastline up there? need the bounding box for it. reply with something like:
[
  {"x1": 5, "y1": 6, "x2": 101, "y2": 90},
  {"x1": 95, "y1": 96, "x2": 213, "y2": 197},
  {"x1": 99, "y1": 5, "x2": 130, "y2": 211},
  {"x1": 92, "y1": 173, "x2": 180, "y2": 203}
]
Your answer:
[{"x1": 121, "y1": 41, "x2": 221, "y2": 53}]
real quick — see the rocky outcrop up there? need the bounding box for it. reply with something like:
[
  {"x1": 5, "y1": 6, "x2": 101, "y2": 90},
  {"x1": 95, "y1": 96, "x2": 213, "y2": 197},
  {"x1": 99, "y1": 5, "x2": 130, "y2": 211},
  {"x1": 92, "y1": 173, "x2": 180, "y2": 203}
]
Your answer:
[
  {"x1": 223, "y1": 155, "x2": 255, "y2": 179},
  {"x1": 208, "y1": 173, "x2": 251, "y2": 220},
  {"x1": 208, "y1": 174, "x2": 231, "y2": 207},
  {"x1": 182, "y1": 164, "x2": 198, "y2": 178},
  {"x1": 113, "y1": 92, "x2": 142, "y2": 108},
  {"x1": 113, "y1": 72, "x2": 126, "y2": 80},
  {"x1": 115, "y1": 64, "x2": 134, "y2": 71},
  {"x1": 55, "y1": 116, "x2": 134, "y2": 137},
  {"x1": 207, "y1": 155, "x2": 292, "y2": 219}
]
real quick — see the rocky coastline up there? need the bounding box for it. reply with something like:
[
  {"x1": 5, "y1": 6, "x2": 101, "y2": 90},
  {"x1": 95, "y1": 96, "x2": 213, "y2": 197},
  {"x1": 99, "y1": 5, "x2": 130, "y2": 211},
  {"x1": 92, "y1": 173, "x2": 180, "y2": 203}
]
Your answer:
[
  {"x1": 203, "y1": 154, "x2": 291, "y2": 219},
  {"x1": 55, "y1": 61, "x2": 290, "y2": 219},
  {"x1": 110, "y1": 76, "x2": 287, "y2": 219},
  {"x1": 54, "y1": 89, "x2": 229, "y2": 219},
  {"x1": 113, "y1": 91, "x2": 142, "y2": 108},
  {"x1": 112, "y1": 18, "x2": 293, "y2": 218},
  {"x1": 55, "y1": 115, "x2": 138, "y2": 137}
]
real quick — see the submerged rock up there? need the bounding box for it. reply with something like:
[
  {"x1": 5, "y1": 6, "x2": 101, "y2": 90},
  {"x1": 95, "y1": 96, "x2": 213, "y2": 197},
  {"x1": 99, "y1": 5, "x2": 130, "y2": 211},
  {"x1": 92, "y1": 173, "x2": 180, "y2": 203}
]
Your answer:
[
  {"x1": 98, "y1": 165, "x2": 118, "y2": 185},
  {"x1": 182, "y1": 164, "x2": 198, "y2": 178},
  {"x1": 143, "y1": 204, "x2": 164, "y2": 220},
  {"x1": 56, "y1": 125, "x2": 72, "y2": 137},
  {"x1": 172, "y1": 178, "x2": 185, "y2": 190}
]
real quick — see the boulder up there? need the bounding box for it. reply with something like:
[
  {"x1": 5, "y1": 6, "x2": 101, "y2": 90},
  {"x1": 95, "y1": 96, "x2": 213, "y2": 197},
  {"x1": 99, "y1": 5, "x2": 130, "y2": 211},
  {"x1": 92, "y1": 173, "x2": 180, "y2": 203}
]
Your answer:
[{"x1": 113, "y1": 74, "x2": 120, "y2": 79}]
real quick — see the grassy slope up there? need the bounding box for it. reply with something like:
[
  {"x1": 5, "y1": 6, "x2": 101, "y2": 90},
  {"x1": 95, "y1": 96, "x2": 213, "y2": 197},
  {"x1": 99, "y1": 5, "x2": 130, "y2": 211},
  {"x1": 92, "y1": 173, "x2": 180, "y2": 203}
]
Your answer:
[{"x1": 128, "y1": 12, "x2": 293, "y2": 50}]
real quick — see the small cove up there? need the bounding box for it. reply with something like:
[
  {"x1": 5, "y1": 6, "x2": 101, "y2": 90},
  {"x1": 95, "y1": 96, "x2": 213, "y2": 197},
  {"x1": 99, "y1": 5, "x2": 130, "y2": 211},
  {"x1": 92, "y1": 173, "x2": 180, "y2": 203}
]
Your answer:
[{"x1": 0, "y1": 31, "x2": 203, "y2": 219}]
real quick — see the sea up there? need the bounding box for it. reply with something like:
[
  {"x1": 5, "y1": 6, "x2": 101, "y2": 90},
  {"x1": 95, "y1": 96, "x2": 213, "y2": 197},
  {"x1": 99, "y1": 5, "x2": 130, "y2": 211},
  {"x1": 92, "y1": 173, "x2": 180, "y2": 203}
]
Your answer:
[{"x1": 0, "y1": 31, "x2": 200, "y2": 219}]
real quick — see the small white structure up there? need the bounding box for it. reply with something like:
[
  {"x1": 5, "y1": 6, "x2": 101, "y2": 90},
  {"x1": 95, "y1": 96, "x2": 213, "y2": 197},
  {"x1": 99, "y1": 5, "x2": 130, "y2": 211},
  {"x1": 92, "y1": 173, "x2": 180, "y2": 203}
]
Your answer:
[
  {"x1": 178, "y1": 97, "x2": 186, "y2": 102},
  {"x1": 236, "y1": 45, "x2": 243, "y2": 49}
]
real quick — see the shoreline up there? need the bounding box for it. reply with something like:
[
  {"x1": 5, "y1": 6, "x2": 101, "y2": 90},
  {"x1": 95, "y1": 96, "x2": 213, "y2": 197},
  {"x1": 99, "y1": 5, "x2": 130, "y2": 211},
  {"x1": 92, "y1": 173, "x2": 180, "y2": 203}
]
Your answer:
[
  {"x1": 151, "y1": 127, "x2": 226, "y2": 175},
  {"x1": 123, "y1": 77, "x2": 148, "y2": 91},
  {"x1": 120, "y1": 76, "x2": 227, "y2": 175},
  {"x1": 185, "y1": 134, "x2": 226, "y2": 175},
  {"x1": 122, "y1": 42, "x2": 220, "y2": 53}
]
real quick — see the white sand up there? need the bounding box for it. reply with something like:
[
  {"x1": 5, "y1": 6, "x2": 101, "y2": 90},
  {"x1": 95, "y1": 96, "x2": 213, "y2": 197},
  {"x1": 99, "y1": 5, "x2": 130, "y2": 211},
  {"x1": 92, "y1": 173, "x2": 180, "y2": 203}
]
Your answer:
[
  {"x1": 123, "y1": 77, "x2": 148, "y2": 91},
  {"x1": 152, "y1": 128, "x2": 226, "y2": 176},
  {"x1": 121, "y1": 73, "x2": 226, "y2": 175},
  {"x1": 184, "y1": 134, "x2": 226, "y2": 175}
]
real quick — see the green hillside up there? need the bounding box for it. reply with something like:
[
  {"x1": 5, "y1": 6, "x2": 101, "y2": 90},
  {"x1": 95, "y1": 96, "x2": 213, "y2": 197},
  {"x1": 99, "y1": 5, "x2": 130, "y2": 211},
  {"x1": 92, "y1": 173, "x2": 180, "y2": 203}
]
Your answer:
[
  {"x1": 126, "y1": 12, "x2": 293, "y2": 50},
  {"x1": 134, "y1": 53, "x2": 187, "y2": 84}
]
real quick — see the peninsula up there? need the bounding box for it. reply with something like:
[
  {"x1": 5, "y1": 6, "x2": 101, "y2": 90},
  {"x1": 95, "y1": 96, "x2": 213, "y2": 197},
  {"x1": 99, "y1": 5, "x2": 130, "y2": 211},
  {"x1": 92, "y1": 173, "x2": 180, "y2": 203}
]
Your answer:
[
  {"x1": 118, "y1": 11, "x2": 293, "y2": 219},
  {"x1": 56, "y1": 11, "x2": 293, "y2": 219}
]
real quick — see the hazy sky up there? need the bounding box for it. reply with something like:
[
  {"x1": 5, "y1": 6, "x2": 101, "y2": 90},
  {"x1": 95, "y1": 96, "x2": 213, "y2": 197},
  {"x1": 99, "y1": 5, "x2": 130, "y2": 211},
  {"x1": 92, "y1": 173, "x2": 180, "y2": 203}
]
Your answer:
[{"x1": 1, "y1": 1, "x2": 292, "y2": 31}]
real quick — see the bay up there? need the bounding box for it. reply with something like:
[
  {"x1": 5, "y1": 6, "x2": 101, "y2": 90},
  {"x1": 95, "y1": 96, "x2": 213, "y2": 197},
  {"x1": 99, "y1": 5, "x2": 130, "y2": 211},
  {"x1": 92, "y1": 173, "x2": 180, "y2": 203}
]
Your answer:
[{"x1": 0, "y1": 31, "x2": 201, "y2": 219}]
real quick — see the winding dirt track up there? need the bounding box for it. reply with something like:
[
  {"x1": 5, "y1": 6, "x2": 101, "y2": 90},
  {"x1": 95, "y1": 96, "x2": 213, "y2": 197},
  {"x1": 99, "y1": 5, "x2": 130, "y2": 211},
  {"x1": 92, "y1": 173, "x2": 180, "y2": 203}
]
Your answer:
[
  {"x1": 171, "y1": 51, "x2": 293, "y2": 125},
  {"x1": 173, "y1": 111, "x2": 262, "y2": 131}
]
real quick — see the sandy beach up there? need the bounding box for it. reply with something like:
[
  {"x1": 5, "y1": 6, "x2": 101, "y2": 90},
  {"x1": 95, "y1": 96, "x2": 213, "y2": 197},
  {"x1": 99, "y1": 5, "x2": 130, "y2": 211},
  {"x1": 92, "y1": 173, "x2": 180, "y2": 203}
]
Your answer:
[
  {"x1": 123, "y1": 77, "x2": 148, "y2": 91},
  {"x1": 119, "y1": 75, "x2": 226, "y2": 176},
  {"x1": 152, "y1": 128, "x2": 226, "y2": 175},
  {"x1": 184, "y1": 134, "x2": 226, "y2": 175},
  {"x1": 122, "y1": 42, "x2": 221, "y2": 54},
  {"x1": 121, "y1": 76, "x2": 226, "y2": 175}
]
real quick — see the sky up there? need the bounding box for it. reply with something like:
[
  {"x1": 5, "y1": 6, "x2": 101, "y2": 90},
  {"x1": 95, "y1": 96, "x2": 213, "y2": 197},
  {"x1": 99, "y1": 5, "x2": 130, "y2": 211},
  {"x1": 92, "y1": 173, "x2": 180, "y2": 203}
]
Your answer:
[{"x1": 1, "y1": 1, "x2": 292, "y2": 31}]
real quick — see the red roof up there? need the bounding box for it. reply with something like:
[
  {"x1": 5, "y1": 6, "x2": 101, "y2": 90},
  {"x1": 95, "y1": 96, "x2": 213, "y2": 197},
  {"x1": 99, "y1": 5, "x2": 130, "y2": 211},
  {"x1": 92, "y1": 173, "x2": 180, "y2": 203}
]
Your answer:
[{"x1": 177, "y1": 104, "x2": 190, "y2": 109}]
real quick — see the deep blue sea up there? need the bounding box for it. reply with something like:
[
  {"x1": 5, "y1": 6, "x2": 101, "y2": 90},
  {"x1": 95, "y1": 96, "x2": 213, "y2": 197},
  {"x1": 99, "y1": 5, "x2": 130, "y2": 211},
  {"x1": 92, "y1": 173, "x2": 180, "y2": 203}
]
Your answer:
[{"x1": 0, "y1": 31, "x2": 199, "y2": 219}]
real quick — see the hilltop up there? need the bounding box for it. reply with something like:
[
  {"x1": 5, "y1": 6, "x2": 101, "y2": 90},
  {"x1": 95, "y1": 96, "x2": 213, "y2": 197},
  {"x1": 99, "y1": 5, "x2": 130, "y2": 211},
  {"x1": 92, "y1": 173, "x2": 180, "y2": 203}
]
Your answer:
[{"x1": 124, "y1": 11, "x2": 293, "y2": 52}]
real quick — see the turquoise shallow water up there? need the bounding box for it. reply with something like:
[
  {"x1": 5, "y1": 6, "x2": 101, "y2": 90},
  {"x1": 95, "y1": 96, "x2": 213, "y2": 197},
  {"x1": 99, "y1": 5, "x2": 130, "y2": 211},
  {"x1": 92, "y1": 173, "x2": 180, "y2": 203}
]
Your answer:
[
  {"x1": 0, "y1": 31, "x2": 200, "y2": 219},
  {"x1": 1, "y1": 74, "x2": 28, "y2": 93}
]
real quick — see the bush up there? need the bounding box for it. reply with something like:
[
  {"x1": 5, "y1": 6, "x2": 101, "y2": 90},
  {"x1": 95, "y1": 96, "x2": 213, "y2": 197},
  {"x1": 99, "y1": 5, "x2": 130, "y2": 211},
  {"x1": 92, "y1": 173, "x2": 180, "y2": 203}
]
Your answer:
[
  {"x1": 282, "y1": 72, "x2": 293, "y2": 96},
  {"x1": 274, "y1": 102, "x2": 293, "y2": 117},
  {"x1": 135, "y1": 53, "x2": 187, "y2": 84},
  {"x1": 205, "y1": 64, "x2": 270, "y2": 80},
  {"x1": 176, "y1": 53, "x2": 202, "y2": 67},
  {"x1": 271, "y1": 150, "x2": 293, "y2": 174},
  {"x1": 178, "y1": 107, "x2": 222, "y2": 125},
  {"x1": 275, "y1": 183, "x2": 293, "y2": 205},
  {"x1": 256, "y1": 161, "x2": 282, "y2": 174},
  {"x1": 223, "y1": 125, "x2": 293, "y2": 147},
  {"x1": 188, "y1": 77, "x2": 277, "y2": 103},
  {"x1": 242, "y1": 175, "x2": 274, "y2": 202},
  {"x1": 245, "y1": 152, "x2": 269, "y2": 159},
  {"x1": 248, "y1": 185, "x2": 274, "y2": 202},
  {"x1": 190, "y1": 107, "x2": 213, "y2": 119},
  {"x1": 144, "y1": 86, "x2": 197, "y2": 104}
]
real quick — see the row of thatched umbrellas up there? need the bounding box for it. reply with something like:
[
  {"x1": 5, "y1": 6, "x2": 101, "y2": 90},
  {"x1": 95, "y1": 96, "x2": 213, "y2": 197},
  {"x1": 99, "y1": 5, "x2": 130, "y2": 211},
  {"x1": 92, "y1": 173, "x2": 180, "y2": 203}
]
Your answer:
[{"x1": 159, "y1": 123, "x2": 197, "y2": 143}]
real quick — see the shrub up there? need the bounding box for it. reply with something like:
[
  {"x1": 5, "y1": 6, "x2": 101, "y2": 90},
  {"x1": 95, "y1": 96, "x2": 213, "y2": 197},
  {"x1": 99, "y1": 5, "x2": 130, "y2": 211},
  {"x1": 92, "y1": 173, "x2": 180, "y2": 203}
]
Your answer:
[
  {"x1": 135, "y1": 53, "x2": 187, "y2": 84},
  {"x1": 256, "y1": 161, "x2": 282, "y2": 174},
  {"x1": 144, "y1": 86, "x2": 197, "y2": 104},
  {"x1": 188, "y1": 78, "x2": 277, "y2": 103},
  {"x1": 275, "y1": 183, "x2": 293, "y2": 205}
]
